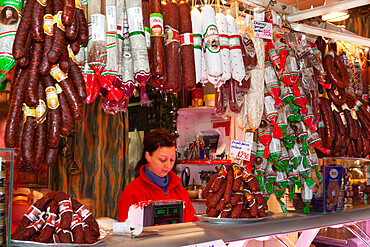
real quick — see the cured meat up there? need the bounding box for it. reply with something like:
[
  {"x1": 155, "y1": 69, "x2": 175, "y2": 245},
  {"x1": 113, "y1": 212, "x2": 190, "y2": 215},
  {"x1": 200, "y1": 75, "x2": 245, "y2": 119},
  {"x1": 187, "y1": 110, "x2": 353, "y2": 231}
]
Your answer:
[
  {"x1": 216, "y1": 13, "x2": 230, "y2": 85},
  {"x1": 191, "y1": 8, "x2": 203, "y2": 84}
]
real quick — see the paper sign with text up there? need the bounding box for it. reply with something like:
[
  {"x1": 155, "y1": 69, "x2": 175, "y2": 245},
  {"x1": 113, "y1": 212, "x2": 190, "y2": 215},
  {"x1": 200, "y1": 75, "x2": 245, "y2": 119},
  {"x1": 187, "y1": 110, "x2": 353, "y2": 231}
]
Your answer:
[
  {"x1": 253, "y1": 20, "x2": 272, "y2": 39},
  {"x1": 229, "y1": 140, "x2": 251, "y2": 161},
  {"x1": 182, "y1": 239, "x2": 227, "y2": 247}
]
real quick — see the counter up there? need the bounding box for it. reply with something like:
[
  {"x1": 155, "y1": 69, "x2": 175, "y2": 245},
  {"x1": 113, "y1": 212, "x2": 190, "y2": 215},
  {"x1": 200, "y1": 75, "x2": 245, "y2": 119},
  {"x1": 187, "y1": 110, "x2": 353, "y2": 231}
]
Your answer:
[{"x1": 103, "y1": 208, "x2": 370, "y2": 246}]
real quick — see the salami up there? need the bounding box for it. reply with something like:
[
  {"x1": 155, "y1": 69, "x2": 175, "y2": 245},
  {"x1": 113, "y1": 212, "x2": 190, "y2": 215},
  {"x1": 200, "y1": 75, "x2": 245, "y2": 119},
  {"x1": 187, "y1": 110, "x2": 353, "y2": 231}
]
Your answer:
[
  {"x1": 201, "y1": 5, "x2": 222, "y2": 86},
  {"x1": 34, "y1": 82, "x2": 47, "y2": 168},
  {"x1": 39, "y1": 0, "x2": 54, "y2": 75},
  {"x1": 26, "y1": 42, "x2": 44, "y2": 107},
  {"x1": 48, "y1": 0, "x2": 66, "y2": 64},
  {"x1": 215, "y1": 12, "x2": 230, "y2": 85},
  {"x1": 21, "y1": 104, "x2": 36, "y2": 166},
  {"x1": 31, "y1": 0, "x2": 46, "y2": 43},
  {"x1": 191, "y1": 8, "x2": 203, "y2": 84}
]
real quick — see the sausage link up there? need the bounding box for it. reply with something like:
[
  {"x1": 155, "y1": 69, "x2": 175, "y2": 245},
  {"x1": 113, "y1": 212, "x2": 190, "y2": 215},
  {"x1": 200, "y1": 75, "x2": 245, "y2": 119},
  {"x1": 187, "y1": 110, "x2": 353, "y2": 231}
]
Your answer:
[
  {"x1": 26, "y1": 42, "x2": 44, "y2": 107},
  {"x1": 39, "y1": 0, "x2": 55, "y2": 75},
  {"x1": 5, "y1": 68, "x2": 28, "y2": 148},
  {"x1": 76, "y1": 9, "x2": 88, "y2": 46},
  {"x1": 58, "y1": 90, "x2": 74, "y2": 136},
  {"x1": 62, "y1": 0, "x2": 75, "y2": 26},
  {"x1": 331, "y1": 104, "x2": 345, "y2": 136},
  {"x1": 319, "y1": 97, "x2": 334, "y2": 148},
  {"x1": 44, "y1": 147, "x2": 58, "y2": 167},
  {"x1": 42, "y1": 75, "x2": 61, "y2": 148},
  {"x1": 48, "y1": 0, "x2": 65, "y2": 63},
  {"x1": 65, "y1": 13, "x2": 79, "y2": 40},
  {"x1": 69, "y1": 58, "x2": 87, "y2": 100},
  {"x1": 34, "y1": 82, "x2": 48, "y2": 168},
  {"x1": 12, "y1": 0, "x2": 34, "y2": 59},
  {"x1": 32, "y1": 0, "x2": 45, "y2": 42},
  {"x1": 17, "y1": 32, "x2": 32, "y2": 68},
  {"x1": 179, "y1": 0, "x2": 196, "y2": 90},
  {"x1": 21, "y1": 105, "x2": 35, "y2": 167},
  {"x1": 324, "y1": 52, "x2": 350, "y2": 88},
  {"x1": 59, "y1": 43, "x2": 71, "y2": 73}
]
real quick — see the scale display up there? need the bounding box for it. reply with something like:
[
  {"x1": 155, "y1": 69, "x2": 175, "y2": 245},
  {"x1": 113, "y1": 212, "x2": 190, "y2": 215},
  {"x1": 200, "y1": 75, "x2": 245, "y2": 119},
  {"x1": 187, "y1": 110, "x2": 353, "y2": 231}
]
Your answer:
[{"x1": 143, "y1": 201, "x2": 183, "y2": 226}]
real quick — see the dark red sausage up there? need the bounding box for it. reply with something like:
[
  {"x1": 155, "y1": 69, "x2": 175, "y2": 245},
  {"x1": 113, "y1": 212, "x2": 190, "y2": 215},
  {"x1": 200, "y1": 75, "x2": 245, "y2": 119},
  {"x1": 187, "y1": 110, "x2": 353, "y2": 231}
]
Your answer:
[
  {"x1": 42, "y1": 75, "x2": 61, "y2": 148},
  {"x1": 32, "y1": 0, "x2": 45, "y2": 42},
  {"x1": 324, "y1": 51, "x2": 350, "y2": 88},
  {"x1": 62, "y1": 0, "x2": 75, "y2": 26},
  {"x1": 56, "y1": 191, "x2": 73, "y2": 229},
  {"x1": 70, "y1": 214, "x2": 84, "y2": 243},
  {"x1": 163, "y1": 0, "x2": 180, "y2": 92},
  {"x1": 12, "y1": 0, "x2": 34, "y2": 59},
  {"x1": 21, "y1": 104, "x2": 35, "y2": 166},
  {"x1": 327, "y1": 86, "x2": 346, "y2": 106},
  {"x1": 69, "y1": 58, "x2": 87, "y2": 100},
  {"x1": 50, "y1": 65, "x2": 82, "y2": 120},
  {"x1": 179, "y1": 0, "x2": 196, "y2": 90},
  {"x1": 332, "y1": 104, "x2": 345, "y2": 136},
  {"x1": 71, "y1": 198, "x2": 100, "y2": 237},
  {"x1": 39, "y1": 0, "x2": 55, "y2": 76},
  {"x1": 17, "y1": 32, "x2": 32, "y2": 68},
  {"x1": 26, "y1": 42, "x2": 44, "y2": 107},
  {"x1": 5, "y1": 68, "x2": 28, "y2": 148},
  {"x1": 66, "y1": 13, "x2": 79, "y2": 40},
  {"x1": 150, "y1": 0, "x2": 167, "y2": 87},
  {"x1": 34, "y1": 82, "x2": 48, "y2": 168},
  {"x1": 48, "y1": 0, "x2": 65, "y2": 63},
  {"x1": 59, "y1": 44, "x2": 71, "y2": 73},
  {"x1": 76, "y1": 9, "x2": 88, "y2": 46},
  {"x1": 319, "y1": 97, "x2": 334, "y2": 148},
  {"x1": 58, "y1": 90, "x2": 74, "y2": 136},
  {"x1": 34, "y1": 200, "x2": 58, "y2": 243},
  {"x1": 44, "y1": 147, "x2": 58, "y2": 167}
]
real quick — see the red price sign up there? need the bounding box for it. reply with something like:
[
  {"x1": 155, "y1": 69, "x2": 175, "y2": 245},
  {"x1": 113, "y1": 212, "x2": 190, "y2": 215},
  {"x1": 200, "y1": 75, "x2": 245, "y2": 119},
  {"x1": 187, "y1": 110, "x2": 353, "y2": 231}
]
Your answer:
[{"x1": 229, "y1": 140, "x2": 251, "y2": 161}]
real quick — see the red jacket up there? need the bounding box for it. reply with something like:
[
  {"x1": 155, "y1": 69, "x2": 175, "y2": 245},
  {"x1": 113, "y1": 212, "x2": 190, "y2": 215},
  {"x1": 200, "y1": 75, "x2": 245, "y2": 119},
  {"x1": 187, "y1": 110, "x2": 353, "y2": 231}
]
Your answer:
[{"x1": 118, "y1": 165, "x2": 198, "y2": 223}]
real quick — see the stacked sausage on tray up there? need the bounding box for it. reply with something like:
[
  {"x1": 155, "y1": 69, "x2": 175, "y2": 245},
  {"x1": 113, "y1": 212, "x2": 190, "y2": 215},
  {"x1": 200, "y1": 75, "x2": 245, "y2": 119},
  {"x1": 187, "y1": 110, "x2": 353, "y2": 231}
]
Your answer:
[
  {"x1": 5, "y1": 0, "x2": 88, "y2": 168},
  {"x1": 12, "y1": 191, "x2": 100, "y2": 244},
  {"x1": 204, "y1": 164, "x2": 268, "y2": 219}
]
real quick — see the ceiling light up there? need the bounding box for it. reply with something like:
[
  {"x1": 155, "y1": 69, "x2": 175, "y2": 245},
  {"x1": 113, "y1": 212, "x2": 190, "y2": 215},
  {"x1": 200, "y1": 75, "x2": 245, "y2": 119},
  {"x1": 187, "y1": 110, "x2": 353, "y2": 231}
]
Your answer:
[{"x1": 322, "y1": 10, "x2": 350, "y2": 22}]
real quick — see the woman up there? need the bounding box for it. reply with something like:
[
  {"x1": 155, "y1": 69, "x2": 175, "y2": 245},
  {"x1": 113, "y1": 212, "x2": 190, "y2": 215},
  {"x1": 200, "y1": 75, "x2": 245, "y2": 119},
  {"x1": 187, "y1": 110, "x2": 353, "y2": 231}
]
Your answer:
[{"x1": 118, "y1": 129, "x2": 198, "y2": 222}]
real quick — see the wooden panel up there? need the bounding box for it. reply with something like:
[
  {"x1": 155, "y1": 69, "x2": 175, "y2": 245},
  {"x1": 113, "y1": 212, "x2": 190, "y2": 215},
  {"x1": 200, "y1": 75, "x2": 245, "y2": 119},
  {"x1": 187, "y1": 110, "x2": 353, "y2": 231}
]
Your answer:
[{"x1": 50, "y1": 98, "x2": 128, "y2": 219}]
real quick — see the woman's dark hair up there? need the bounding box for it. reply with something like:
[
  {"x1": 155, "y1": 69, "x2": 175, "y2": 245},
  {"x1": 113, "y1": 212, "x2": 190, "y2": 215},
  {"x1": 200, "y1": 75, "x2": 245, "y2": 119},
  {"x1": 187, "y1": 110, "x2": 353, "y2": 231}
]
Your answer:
[{"x1": 134, "y1": 129, "x2": 175, "y2": 177}]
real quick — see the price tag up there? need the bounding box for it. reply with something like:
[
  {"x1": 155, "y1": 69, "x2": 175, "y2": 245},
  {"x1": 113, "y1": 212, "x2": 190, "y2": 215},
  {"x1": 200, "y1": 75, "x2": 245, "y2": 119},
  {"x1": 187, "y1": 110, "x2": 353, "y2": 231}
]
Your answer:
[
  {"x1": 229, "y1": 140, "x2": 251, "y2": 161},
  {"x1": 252, "y1": 20, "x2": 272, "y2": 39},
  {"x1": 182, "y1": 239, "x2": 227, "y2": 247}
]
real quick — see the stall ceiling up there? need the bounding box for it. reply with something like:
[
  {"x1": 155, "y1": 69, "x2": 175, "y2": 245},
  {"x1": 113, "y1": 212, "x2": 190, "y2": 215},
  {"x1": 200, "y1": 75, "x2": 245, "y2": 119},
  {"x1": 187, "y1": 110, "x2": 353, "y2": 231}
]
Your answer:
[{"x1": 279, "y1": 0, "x2": 325, "y2": 10}]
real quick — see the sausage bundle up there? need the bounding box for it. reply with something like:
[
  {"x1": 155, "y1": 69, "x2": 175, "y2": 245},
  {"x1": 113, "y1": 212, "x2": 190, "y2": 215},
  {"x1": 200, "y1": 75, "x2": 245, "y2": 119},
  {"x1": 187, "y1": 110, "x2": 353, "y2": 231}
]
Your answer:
[
  {"x1": 12, "y1": 191, "x2": 100, "y2": 244},
  {"x1": 205, "y1": 164, "x2": 267, "y2": 219},
  {"x1": 6, "y1": 0, "x2": 88, "y2": 168}
]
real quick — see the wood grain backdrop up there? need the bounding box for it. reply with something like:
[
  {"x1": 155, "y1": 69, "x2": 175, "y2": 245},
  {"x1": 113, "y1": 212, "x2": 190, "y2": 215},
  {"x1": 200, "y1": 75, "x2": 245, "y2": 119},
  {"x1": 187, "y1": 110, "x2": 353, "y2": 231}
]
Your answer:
[{"x1": 50, "y1": 98, "x2": 129, "y2": 219}]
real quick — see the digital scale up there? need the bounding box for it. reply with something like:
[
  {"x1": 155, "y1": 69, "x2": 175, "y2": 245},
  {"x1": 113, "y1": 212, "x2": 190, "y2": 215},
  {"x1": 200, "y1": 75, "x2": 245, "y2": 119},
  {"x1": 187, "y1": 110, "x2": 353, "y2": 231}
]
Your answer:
[{"x1": 142, "y1": 200, "x2": 183, "y2": 226}]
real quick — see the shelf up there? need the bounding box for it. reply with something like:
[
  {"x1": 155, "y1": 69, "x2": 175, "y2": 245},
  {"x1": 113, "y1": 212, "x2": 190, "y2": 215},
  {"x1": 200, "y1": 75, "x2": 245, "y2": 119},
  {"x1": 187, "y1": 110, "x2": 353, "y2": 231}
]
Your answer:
[
  {"x1": 321, "y1": 157, "x2": 370, "y2": 168},
  {"x1": 177, "y1": 106, "x2": 215, "y2": 115},
  {"x1": 178, "y1": 159, "x2": 231, "y2": 165}
]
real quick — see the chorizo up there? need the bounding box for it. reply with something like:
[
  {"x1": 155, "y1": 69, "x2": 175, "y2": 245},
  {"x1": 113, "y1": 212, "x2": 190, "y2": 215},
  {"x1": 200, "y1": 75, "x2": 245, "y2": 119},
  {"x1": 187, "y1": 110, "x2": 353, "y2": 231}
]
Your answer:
[
  {"x1": 223, "y1": 165, "x2": 234, "y2": 204},
  {"x1": 56, "y1": 87, "x2": 74, "y2": 137},
  {"x1": 324, "y1": 51, "x2": 350, "y2": 88},
  {"x1": 331, "y1": 103, "x2": 345, "y2": 136},
  {"x1": 230, "y1": 201, "x2": 243, "y2": 218},
  {"x1": 70, "y1": 214, "x2": 84, "y2": 243},
  {"x1": 210, "y1": 165, "x2": 228, "y2": 192},
  {"x1": 163, "y1": 0, "x2": 180, "y2": 92},
  {"x1": 26, "y1": 42, "x2": 44, "y2": 107},
  {"x1": 44, "y1": 147, "x2": 58, "y2": 167},
  {"x1": 71, "y1": 198, "x2": 100, "y2": 237},
  {"x1": 42, "y1": 75, "x2": 61, "y2": 148},
  {"x1": 69, "y1": 56, "x2": 87, "y2": 101},
  {"x1": 39, "y1": 0, "x2": 54, "y2": 76},
  {"x1": 203, "y1": 172, "x2": 217, "y2": 198},
  {"x1": 62, "y1": 0, "x2": 75, "y2": 26},
  {"x1": 56, "y1": 191, "x2": 73, "y2": 229},
  {"x1": 59, "y1": 44, "x2": 71, "y2": 73},
  {"x1": 5, "y1": 68, "x2": 28, "y2": 148},
  {"x1": 32, "y1": 0, "x2": 46, "y2": 42},
  {"x1": 50, "y1": 65, "x2": 83, "y2": 120},
  {"x1": 319, "y1": 97, "x2": 334, "y2": 148},
  {"x1": 65, "y1": 12, "x2": 79, "y2": 40},
  {"x1": 76, "y1": 9, "x2": 88, "y2": 46},
  {"x1": 55, "y1": 219, "x2": 72, "y2": 243},
  {"x1": 208, "y1": 179, "x2": 227, "y2": 208},
  {"x1": 48, "y1": 0, "x2": 65, "y2": 63},
  {"x1": 34, "y1": 82, "x2": 47, "y2": 168},
  {"x1": 17, "y1": 32, "x2": 32, "y2": 68},
  {"x1": 179, "y1": 0, "x2": 196, "y2": 90},
  {"x1": 34, "y1": 200, "x2": 58, "y2": 243},
  {"x1": 232, "y1": 164, "x2": 242, "y2": 192},
  {"x1": 12, "y1": 0, "x2": 34, "y2": 59},
  {"x1": 83, "y1": 224, "x2": 95, "y2": 244},
  {"x1": 150, "y1": 0, "x2": 167, "y2": 87}
]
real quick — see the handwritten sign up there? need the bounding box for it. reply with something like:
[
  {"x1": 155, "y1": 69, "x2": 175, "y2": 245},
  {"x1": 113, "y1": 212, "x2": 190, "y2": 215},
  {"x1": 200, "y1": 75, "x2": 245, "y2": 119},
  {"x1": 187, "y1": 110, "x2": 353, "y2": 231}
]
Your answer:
[
  {"x1": 229, "y1": 140, "x2": 251, "y2": 161},
  {"x1": 253, "y1": 20, "x2": 272, "y2": 40}
]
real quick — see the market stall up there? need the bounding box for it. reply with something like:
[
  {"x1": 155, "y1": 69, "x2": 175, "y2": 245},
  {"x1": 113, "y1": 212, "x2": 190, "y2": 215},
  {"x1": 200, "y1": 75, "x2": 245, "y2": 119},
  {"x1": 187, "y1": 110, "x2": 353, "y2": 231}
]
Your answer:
[{"x1": 1, "y1": 0, "x2": 370, "y2": 246}]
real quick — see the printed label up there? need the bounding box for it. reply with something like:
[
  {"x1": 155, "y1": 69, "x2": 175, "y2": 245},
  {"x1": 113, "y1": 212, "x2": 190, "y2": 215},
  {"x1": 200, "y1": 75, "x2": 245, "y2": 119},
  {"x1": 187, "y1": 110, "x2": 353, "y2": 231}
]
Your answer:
[
  {"x1": 242, "y1": 35, "x2": 256, "y2": 58},
  {"x1": 24, "y1": 205, "x2": 41, "y2": 222},
  {"x1": 23, "y1": 104, "x2": 35, "y2": 121},
  {"x1": 106, "y1": 6, "x2": 116, "y2": 32},
  {"x1": 43, "y1": 14, "x2": 54, "y2": 36},
  {"x1": 350, "y1": 108, "x2": 358, "y2": 120},
  {"x1": 180, "y1": 33, "x2": 193, "y2": 46},
  {"x1": 59, "y1": 199, "x2": 73, "y2": 215},
  {"x1": 54, "y1": 11, "x2": 65, "y2": 32},
  {"x1": 76, "y1": 205, "x2": 92, "y2": 221},
  {"x1": 253, "y1": 20, "x2": 272, "y2": 39},
  {"x1": 36, "y1": 0, "x2": 46, "y2": 7},
  {"x1": 55, "y1": 83, "x2": 62, "y2": 94},
  {"x1": 27, "y1": 216, "x2": 45, "y2": 231},
  {"x1": 50, "y1": 65, "x2": 67, "y2": 82},
  {"x1": 67, "y1": 45, "x2": 77, "y2": 63},
  {"x1": 144, "y1": 26, "x2": 151, "y2": 49},
  {"x1": 91, "y1": 14, "x2": 106, "y2": 41},
  {"x1": 203, "y1": 24, "x2": 220, "y2": 53},
  {"x1": 230, "y1": 139, "x2": 251, "y2": 161},
  {"x1": 44, "y1": 212, "x2": 57, "y2": 228},
  {"x1": 127, "y1": 7, "x2": 144, "y2": 36},
  {"x1": 165, "y1": 25, "x2": 179, "y2": 45},
  {"x1": 193, "y1": 33, "x2": 202, "y2": 50},
  {"x1": 45, "y1": 86, "x2": 59, "y2": 109},
  {"x1": 35, "y1": 100, "x2": 46, "y2": 123},
  {"x1": 75, "y1": 0, "x2": 82, "y2": 9},
  {"x1": 70, "y1": 214, "x2": 83, "y2": 230},
  {"x1": 150, "y1": 13, "x2": 164, "y2": 37},
  {"x1": 228, "y1": 35, "x2": 240, "y2": 50},
  {"x1": 1, "y1": 0, "x2": 23, "y2": 10}
]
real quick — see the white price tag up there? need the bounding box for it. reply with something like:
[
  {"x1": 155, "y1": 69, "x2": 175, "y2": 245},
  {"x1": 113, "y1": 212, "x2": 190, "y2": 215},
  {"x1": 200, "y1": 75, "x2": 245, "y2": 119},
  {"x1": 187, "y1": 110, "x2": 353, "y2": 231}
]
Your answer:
[
  {"x1": 106, "y1": 6, "x2": 117, "y2": 32},
  {"x1": 252, "y1": 20, "x2": 272, "y2": 40},
  {"x1": 229, "y1": 140, "x2": 251, "y2": 161},
  {"x1": 182, "y1": 239, "x2": 227, "y2": 247}
]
